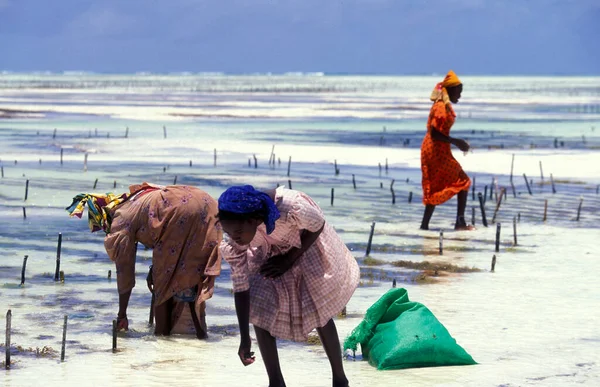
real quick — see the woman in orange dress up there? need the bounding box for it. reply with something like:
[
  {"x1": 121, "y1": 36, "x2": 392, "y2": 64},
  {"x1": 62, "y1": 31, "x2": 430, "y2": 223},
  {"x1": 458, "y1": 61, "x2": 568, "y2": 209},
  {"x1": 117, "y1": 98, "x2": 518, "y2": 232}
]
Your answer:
[{"x1": 420, "y1": 70, "x2": 472, "y2": 230}]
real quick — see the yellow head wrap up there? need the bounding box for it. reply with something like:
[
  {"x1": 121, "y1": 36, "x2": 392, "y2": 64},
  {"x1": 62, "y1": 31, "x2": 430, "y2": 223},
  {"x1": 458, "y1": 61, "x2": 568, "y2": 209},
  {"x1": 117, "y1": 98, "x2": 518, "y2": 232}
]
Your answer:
[{"x1": 430, "y1": 70, "x2": 462, "y2": 104}]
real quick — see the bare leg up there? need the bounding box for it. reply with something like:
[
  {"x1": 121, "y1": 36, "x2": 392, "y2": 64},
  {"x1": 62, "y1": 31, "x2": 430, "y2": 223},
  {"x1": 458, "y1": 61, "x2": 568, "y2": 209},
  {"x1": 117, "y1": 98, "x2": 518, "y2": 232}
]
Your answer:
[
  {"x1": 455, "y1": 190, "x2": 473, "y2": 230},
  {"x1": 316, "y1": 319, "x2": 349, "y2": 387},
  {"x1": 154, "y1": 297, "x2": 174, "y2": 336},
  {"x1": 254, "y1": 325, "x2": 286, "y2": 387},
  {"x1": 189, "y1": 301, "x2": 208, "y2": 339},
  {"x1": 420, "y1": 204, "x2": 436, "y2": 230}
]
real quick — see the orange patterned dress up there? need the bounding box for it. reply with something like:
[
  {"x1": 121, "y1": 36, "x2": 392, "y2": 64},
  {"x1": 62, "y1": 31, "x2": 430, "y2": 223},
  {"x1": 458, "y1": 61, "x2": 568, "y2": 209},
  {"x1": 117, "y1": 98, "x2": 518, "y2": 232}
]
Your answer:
[{"x1": 421, "y1": 101, "x2": 471, "y2": 205}]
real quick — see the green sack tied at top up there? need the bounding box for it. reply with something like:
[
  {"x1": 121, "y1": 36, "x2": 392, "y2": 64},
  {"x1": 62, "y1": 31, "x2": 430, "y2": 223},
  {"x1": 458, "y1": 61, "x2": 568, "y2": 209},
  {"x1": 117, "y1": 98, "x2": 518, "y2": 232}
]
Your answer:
[{"x1": 344, "y1": 288, "x2": 476, "y2": 370}]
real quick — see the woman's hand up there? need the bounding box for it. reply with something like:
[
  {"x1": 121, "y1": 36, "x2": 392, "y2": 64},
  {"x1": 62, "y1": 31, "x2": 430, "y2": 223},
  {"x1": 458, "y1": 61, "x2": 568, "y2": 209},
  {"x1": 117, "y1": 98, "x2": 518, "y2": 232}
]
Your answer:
[
  {"x1": 238, "y1": 336, "x2": 255, "y2": 366},
  {"x1": 259, "y1": 254, "x2": 295, "y2": 279},
  {"x1": 453, "y1": 139, "x2": 470, "y2": 152},
  {"x1": 116, "y1": 315, "x2": 129, "y2": 331}
]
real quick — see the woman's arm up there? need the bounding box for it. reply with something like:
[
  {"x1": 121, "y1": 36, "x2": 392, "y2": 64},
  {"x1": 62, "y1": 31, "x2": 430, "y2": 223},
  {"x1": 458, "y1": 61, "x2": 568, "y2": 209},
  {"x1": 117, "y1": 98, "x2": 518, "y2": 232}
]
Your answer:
[
  {"x1": 234, "y1": 290, "x2": 255, "y2": 366},
  {"x1": 430, "y1": 127, "x2": 470, "y2": 151}
]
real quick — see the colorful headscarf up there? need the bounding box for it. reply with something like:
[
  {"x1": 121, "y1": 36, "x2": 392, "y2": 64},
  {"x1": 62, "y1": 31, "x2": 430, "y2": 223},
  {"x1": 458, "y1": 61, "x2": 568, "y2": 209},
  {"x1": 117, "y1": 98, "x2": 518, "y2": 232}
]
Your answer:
[
  {"x1": 65, "y1": 192, "x2": 130, "y2": 234},
  {"x1": 430, "y1": 70, "x2": 462, "y2": 105},
  {"x1": 218, "y1": 185, "x2": 281, "y2": 234}
]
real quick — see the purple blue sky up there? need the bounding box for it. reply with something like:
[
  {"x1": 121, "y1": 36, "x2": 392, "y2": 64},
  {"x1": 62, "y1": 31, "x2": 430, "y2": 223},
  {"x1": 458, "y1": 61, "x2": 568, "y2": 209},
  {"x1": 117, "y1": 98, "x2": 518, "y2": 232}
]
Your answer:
[{"x1": 0, "y1": 0, "x2": 598, "y2": 74}]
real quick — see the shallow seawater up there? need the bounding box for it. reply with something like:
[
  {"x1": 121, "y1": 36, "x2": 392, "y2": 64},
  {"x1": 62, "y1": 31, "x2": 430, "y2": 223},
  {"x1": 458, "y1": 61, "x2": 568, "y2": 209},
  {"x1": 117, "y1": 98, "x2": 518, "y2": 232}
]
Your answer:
[{"x1": 1, "y1": 75, "x2": 600, "y2": 386}]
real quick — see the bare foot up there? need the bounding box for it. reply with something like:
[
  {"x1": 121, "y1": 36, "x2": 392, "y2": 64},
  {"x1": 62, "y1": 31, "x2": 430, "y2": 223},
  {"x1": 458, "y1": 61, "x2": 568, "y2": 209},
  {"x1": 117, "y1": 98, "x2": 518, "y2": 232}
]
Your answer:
[{"x1": 454, "y1": 224, "x2": 476, "y2": 231}]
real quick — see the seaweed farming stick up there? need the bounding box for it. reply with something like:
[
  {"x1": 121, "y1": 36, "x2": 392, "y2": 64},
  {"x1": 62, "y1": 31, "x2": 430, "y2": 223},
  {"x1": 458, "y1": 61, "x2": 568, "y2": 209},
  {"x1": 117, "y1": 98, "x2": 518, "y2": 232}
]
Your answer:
[
  {"x1": 576, "y1": 198, "x2": 583, "y2": 221},
  {"x1": 550, "y1": 174, "x2": 557, "y2": 194},
  {"x1": 287, "y1": 156, "x2": 291, "y2": 177},
  {"x1": 163, "y1": 125, "x2": 167, "y2": 139},
  {"x1": 93, "y1": 178, "x2": 98, "y2": 189},
  {"x1": 330, "y1": 188, "x2": 334, "y2": 206},
  {"x1": 472, "y1": 176, "x2": 476, "y2": 200},
  {"x1": 408, "y1": 191, "x2": 413, "y2": 203},
  {"x1": 149, "y1": 293, "x2": 155, "y2": 326},
  {"x1": 214, "y1": 148, "x2": 217, "y2": 167},
  {"x1": 173, "y1": 176, "x2": 177, "y2": 185},
  {"x1": 510, "y1": 154, "x2": 515, "y2": 182},
  {"x1": 365, "y1": 222, "x2": 376, "y2": 257},
  {"x1": 543, "y1": 199, "x2": 548, "y2": 222},
  {"x1": 61, "y1": 315, "x2": 67, "y2": 362},
  {"x1": 112, "y1": 320, "x2": 117, "y2": 353},
  {"x1": 22, "y1": 207, "x2": 26, "y2": 219},
  {"x1": 352, "y1": 174, "x2": 356, "y2": 189},
  {"x1": 253, "y1": 154, "x2": 257, "y2": 169},
  {"x1": 491, "y1": 255, "x2": 497, "y2": 272},
  {"x1": 20, "y1": 255, "x2": 28, "y2": 286},
  {"x1": 60, "y1": 148, "x2": 64, "y2": 165},
  {"x1": 385, "y1": 158, "x2": 388, "y2": 174},
  {"x1": 439, "y1": 230, "x2": 443, "y2": 255},
  {"x1": 523, "y1": 174, "x2": 533, "y2": 195},
  {"x1": 24, "y1": 179, "x2": 29, "y2": 201},
  {"x1": 288, "y1": 180, "x2": 292, "y2": 190},
  {"x1": 390, "y1": 180, "x2": 395, "y2": 205},
  {"x1": 483, "y1": 186, "x2": 488, "y2": 205},
  {"x1": 495, "y1": 223, "x2": 501, "y2": 252},
  {"x1": 478, "y1": 193, "x2": 488, "y2": 227},
  {"x1": 513, "y1": 216, "x2": 518, "y2": 246},
  {"x1": 125, "y1": 127, "x2": 129, "y2": 138},
  {"x1": 472, "y1": 206, "x2": 476, "y2": 226},
  {"x1": 539, "y1": 161, "x2": 544, "y2": 184},
  {"x1": 5, "y1": 310, "x2": 11, "y2": 369},
  {"x1": 84, "y1": 153, "x2": 88, "y2": 172},
  {"x1": 54, "y1": 233, "x2": 62, "y2": 281},
  {"x1": 491, "y1": 188, "x2": 505, "y2": 224}
]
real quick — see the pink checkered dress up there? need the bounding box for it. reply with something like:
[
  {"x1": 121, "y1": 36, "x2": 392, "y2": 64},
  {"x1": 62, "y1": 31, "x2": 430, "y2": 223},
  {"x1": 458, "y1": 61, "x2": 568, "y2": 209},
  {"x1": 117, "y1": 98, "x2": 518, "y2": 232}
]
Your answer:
[{"x1": 220, "y1": 187, "x2": 360, "y2": 341}]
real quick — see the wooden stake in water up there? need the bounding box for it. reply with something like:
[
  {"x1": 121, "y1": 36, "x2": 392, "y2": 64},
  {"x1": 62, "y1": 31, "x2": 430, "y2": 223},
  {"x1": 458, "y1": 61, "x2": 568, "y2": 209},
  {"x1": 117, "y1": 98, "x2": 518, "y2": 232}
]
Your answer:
[
  {"x1": 163, "y1": 125, "x2": 167, "y2": 139},
  {"x1": 439, "y1": 230, "x2": 443, "y2": 255},
  {"x1": 539, "y1": 161, "x2": 544, "y2": 184},
  {"x1": 510, "y1": 154, "x2": 515, "y2": 182},
  {"x1": 189, "y1": 160, "x2": 192, "y2": 167},
  {"x1": 149, "y1": 293, "x2": 155, "y2": 326},
  {"x1": 365, "y1": 222, "x2": 376, "y2": 257},
  {"x1": 378, "y1": 163, "x2": 382, "y2": 177},
  {"x1": 61, "y1": 315, "x2": 67, "y2": 362},
  {"x1": 390, "y1": 180, "x2": 396, "y2": 205},
  {"x1": 60, "y1": 148, "x2": 64, "y2": 165},
  {"x1": 385, "y1": 158, "x2": 388, "y2": 174},
  {"x1": 352, "y1": 174, "x2": 356, "y2": 189},
  {"x1": 543, "y1": 199, "x2": 548, "y2": 222},
  {"x1": 253, "y1": 154, "x2": 257, "y2": 169},
  {"x1": 523, "y1": 174, "x2": 533, "y2": 195},
  {"x1": 93, "y1": 178, "x2": 98, "y2": 189},
  {"x1": 330, "y1": 188, "x2": 335, "y2": 206},
  {"x1": 214, "y1": 148, "x2": 217, "y2": 167},
  {"x1": 112, "y1": 320, "x2": 117, "y2": 353},
  {"x1": 84, "y1": 153, "x2": 88, "y2": 172},
  {"x1": 5, "y1": 309, "x2": 11, "y2": 369},
  {"x1": 288, "y1": 180, "x2": 292, "y2": 190},
  {"x1": 472, "y1": 206, "x2": 476, "y2": 226},
  {"x1": 483, "y1": 186, "x2": 488, "y2": 205},
  {"x1": 54, "y1": 233, "x2": 62, "y2": 281},
  {"x1": 53, "y1": 128, "x2": 57, "y2": 139},
  {"x1": 20, "y1": 255, "x2": 28, "y2": 286},
  {"x1": 287, "y1": 156, "x2": 291, "y2": 177},
  {"x1": 113, "y1": 180, "x2": 117, "y2": 189},
  {"x1": 22, "y1": 207, "x2": 26, "y2": 219},
  {"x1": 1, "y1": 166, "x2": 3, "y2": 178},
  {"x1": 173, "y1": 175, "x2": 177, "y2": 185},
  {"x1": 408, "y1": 191, "x2": 413, "y2": 203},
  {"x1": 495, "y1": 223, "x2": 501, "y2": 252},
  {"x1": 491, "y1": 255, "x2": 497, "y2": 272},
  {"x1": 24, "y1": 179, "x2": 29, "y2": 201},
  {"x1": 125, "y1": 127, "x2": 129, "y2": 138},
  {"x1": 513, "y1": 216, "x2": 518, "y2": 246},
  {"x1": 550, "y1": 174, "x2": 556, "y2": 194},
  {"x1": 478, "y1": 193, "x2": 488, "y2": 227},
  {"x1": 108, "y1": 270, "x2": 112, "y2": 280},
  {"x1": 334, "y1": 160, "x2": 340, "y2": 175},
  {"x1": 248, "y1": 158, "x2": 251, "y2": 168},
  {"x1": 472, "y1": 176, "x2": 476, "y2": 201},
  {"x1": 510, "y1": 180, "x2": 516, "y2": 198},
  {"x1": 491, "y1": 188, "x2": 506, "y2": 224},
  {"x1": 489, "y1": 178, "x2": 494, "y2": 200},
  {"x1": 576, "y1": 198, "x2": 584, "y2": 221}
]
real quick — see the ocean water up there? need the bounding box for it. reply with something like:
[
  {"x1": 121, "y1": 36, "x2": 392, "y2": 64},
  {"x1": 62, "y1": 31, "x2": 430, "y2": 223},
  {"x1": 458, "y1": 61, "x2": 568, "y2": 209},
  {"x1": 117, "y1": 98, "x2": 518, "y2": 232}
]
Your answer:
[{"x1": 1, "y1": 74, "x2": 600, "y2": 387}]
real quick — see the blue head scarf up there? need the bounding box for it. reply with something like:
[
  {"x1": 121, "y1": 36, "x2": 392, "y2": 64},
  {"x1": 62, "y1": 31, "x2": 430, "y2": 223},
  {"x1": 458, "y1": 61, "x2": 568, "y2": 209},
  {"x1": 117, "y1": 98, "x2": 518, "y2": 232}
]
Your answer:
[{"x1": 218, "y1": 185, "x2": 281, "y2": 234}]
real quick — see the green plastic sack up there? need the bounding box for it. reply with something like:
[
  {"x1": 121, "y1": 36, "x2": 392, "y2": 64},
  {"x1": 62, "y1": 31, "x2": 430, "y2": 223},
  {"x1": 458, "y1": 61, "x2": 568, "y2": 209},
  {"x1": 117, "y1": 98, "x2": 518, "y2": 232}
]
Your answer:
[{"x1": 344, "y1": 288, "x2": 476, "y2": 370}]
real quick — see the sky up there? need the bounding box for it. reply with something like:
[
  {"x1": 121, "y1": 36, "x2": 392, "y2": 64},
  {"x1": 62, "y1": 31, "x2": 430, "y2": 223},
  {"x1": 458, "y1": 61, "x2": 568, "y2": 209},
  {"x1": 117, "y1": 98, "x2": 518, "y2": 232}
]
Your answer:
[{"x1": 0, "y1": 0, "x2": 599, "y2": 75}]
